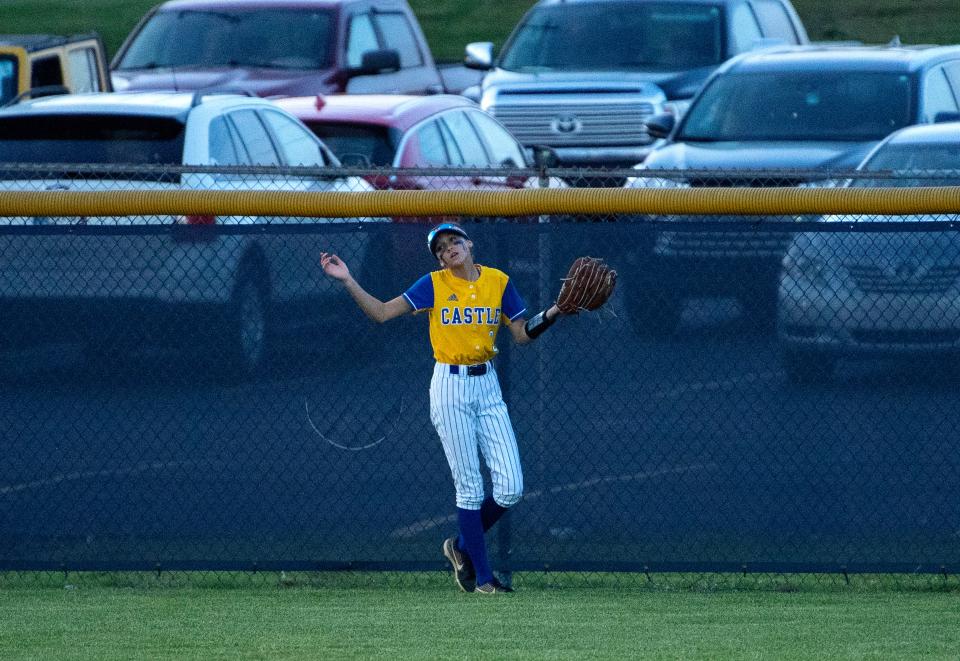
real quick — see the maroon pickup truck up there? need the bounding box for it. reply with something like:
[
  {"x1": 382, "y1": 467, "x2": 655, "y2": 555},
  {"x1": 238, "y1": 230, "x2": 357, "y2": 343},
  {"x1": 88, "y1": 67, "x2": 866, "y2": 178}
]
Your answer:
[{"x1": 110, "y1": 0, "x2": 475, "y2": 96}]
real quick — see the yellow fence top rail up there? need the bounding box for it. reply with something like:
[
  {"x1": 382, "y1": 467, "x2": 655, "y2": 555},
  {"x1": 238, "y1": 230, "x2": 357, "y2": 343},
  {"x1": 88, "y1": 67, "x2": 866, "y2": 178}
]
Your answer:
[{"x1": 2, "y1": 187, "x2": 960, "y2": 217}]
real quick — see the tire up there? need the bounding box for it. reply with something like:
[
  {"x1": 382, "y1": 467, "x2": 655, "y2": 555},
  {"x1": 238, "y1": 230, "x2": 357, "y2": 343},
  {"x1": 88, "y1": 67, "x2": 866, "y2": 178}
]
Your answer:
[
  {"x1": 782, "y1": 349, "x2": 836, "y2": 385},
  {"x1": 221, "y1": 266, "x2": 270, "y2": 380}
]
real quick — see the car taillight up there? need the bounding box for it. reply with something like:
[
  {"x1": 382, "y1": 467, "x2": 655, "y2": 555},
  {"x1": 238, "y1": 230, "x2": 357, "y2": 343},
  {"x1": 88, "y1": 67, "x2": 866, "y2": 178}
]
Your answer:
[
  {"x1": 178, "y1": 215, "x2": 216, "y2": 225},
  {"x1": 173, "y1": 215, "x2": 218, "y2": 242}
]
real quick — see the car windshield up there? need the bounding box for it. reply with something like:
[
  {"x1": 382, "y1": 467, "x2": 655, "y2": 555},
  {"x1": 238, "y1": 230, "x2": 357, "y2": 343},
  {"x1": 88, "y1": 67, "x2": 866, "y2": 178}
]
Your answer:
[
  {"x1": 500, "y1": 2, "x2": 723, "y2": 72},
  {"x1": 851, "y1": 142, "x2": 960, "y2": 187},
  {"x1": 115, "y1": 9, "x2": 334, "y2": 70},
  {"x1": 679, "y1": 71, "x2": 914, "y2": 141},
  {"x1": 305, "y1": 122, "x2": 396, "y2": 167},
  {"x1": 0, "y1": 55, "x2": 18, "y2": 106},
  {"x1": 0, "y1": 115, "x2": 185, "y2": 172}
]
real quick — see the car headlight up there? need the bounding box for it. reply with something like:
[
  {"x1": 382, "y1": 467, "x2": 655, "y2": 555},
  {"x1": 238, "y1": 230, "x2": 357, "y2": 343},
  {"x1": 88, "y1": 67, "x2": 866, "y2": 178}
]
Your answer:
[
  {"x1": 662, "y1": 99, "x2": 691, "y2": 120},
  {"x1": 624, "y1": 170, "x2": 689, "y2": 189},
  {"x1": 797, "y1": 179, "x2": 841, "y2": 189}
]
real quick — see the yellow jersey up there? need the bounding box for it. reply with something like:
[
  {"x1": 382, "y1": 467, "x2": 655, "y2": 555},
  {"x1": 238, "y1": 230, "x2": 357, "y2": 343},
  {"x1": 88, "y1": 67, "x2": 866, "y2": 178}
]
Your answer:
[{"x1": 403, "y1": 265, "x2": 527, "y2": 365}]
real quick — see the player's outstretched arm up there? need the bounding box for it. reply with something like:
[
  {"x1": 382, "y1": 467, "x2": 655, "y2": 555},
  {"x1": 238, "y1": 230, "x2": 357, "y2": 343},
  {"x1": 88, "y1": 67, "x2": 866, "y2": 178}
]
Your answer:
[
  {"x1": 321, "y1": 252, "x2": 411, "y2": 323},
  {"x1": 509, "y1": 304, "x2": 565, "y2": 344}
]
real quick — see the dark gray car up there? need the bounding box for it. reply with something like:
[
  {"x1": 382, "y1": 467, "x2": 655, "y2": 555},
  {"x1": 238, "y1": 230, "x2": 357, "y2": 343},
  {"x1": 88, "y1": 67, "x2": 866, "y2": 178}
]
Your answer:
[{"x1": 625, "y1": 44, "x2": 960, "y2": 335}]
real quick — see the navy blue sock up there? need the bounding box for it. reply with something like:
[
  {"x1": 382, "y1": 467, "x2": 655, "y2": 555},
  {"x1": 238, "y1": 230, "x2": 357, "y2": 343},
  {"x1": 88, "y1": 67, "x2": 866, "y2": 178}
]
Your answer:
[
  {"x1": 457, "y1": 497, "x2": 510, "y2": 550},
  {"x1": 457, "y1": 507, "x2": 493, "y2": 585},
  {"x1": 480, "y1": 496, "x2": 509, "y2": 532}
]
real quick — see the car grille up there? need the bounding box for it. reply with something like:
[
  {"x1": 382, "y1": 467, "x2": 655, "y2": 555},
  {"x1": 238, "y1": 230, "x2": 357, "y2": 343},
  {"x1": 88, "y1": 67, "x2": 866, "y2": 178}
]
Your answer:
[
  {"x1": 848, "y1": 265, "x2": 960, "y2": 295},
  {"x1": 687, "y1": 177, "x2": 807, "y2": 188},
  {"x1": 851, "y1": 329, "x2": 960, "y2": 345},
  {"x1": 652, "y1": 176, "x2": 806, "y2": 258},
  {"x1": 655, "y1": 229, "x2": 794, "y2": 259},
  {"x1": 489, "y1": 102, "x2": 655, "y2": 147}
]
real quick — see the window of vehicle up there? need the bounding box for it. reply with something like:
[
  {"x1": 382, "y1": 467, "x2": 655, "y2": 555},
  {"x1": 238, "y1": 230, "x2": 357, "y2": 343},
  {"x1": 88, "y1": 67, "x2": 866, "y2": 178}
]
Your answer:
[
  {"x1": 500, "y1": 2, "x2": 723, "y2": 72},
  {"x1": 468, "y1": 111, "x2": 526, "y2": 167},
  {"x1": 67, "y1": 48, "x2": 99, "y2": 93},
  {"x1": 922, "y1": 68, "x2": 959, "y2": 123},
  {"x1": 306, "y1": 122, "x2": 395, "y2": 166},
  {"x1": 944, "y1": 62, "x2": 960, "y2": 98},
  {"x1": 228, "y1": 110, "x2": 281, "y2": 166},
  {"x1": 863, "y1": 143, "x2": 960, "y2": 172},
  {"x1": 441, "y1": 111, "x2": 490, "y2": 166},
  {"x1": 30, "y1": 55, "x2": 63, "y2": 87},
  {"x1": 680, "y1": 71, "x2": 914, "y2": 141},
  {"x1": 0, "y1": 56, "x2": 16, "y2": 105},
  {"x1": 728, "y1": 3, "x2": 763, "y2": 53},
  {"x1": 347, "y1": 14, "x2": 379, "y2": 69},
  {"x1": 749, "y1": 0, "x2": 799, "y2": 43},
  {"x1": 0, "y1": 114, "x2": 185, "y2": 167},
  {"x1": 406, "y1": 120, "x2": 449, "y2": 166},
  {"x1": 115, "y1": 9, "x2": 334, "y2": 70},
  {"x1": 261, "y1": 111, "x2": 327, "y2": 166},
  {"x1": 375, "y1": 13, "x2": 423, "y2": 68},
  {"x1": 853, "y1": 142, "x2": 960, "y2": 187},
  {"x1": 209, "y1": 115, "x2": 243, "y2": 166}
]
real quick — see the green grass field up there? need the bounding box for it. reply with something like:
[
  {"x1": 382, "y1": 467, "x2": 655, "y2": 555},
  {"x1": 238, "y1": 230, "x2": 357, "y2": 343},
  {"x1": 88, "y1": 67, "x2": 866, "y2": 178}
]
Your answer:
[
  {"x1": 2, "y1": 573, "x2": 959, "y2": 660},
  {"x1": 3, "y1": 0, "x2": 960, "y2": 62}
]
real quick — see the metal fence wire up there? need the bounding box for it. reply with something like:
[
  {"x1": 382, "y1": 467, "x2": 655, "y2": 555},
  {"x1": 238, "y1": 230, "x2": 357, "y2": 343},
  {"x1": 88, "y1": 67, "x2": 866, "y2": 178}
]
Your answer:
[{"x1": 1, "y1": 166, "x2": 959, "y2": 586}]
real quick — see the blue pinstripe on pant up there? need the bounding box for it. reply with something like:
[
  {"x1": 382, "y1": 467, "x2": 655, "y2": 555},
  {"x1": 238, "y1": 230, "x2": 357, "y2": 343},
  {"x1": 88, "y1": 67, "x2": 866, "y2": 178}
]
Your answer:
[{"x1": 429, "y1": 361, "x2": 523, "y2": 511}]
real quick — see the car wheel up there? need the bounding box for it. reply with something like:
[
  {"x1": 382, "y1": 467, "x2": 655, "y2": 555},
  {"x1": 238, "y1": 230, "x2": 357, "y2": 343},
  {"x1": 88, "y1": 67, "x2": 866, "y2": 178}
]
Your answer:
[
  {"x1": 223, "y1": 267, "x2": 270, "y2": 379},
  {"x1": 782, "y1": 349, "x2": 836, "y2": 385}
]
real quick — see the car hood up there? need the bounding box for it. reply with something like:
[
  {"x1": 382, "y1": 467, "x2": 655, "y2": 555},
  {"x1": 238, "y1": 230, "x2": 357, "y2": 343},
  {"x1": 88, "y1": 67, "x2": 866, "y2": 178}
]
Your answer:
[
  {"x1": 482, "y1": 66, "x2": 714, "y2": 100},
  {"x1": 643, "y1": 141, "x2": 879, "y2": 171},
  {"x1": 111, "y1": 67, "x2": 340, "y2": 97},
  {"x1": 794, "y1": 220, "x2": 960, "y2": 268}
]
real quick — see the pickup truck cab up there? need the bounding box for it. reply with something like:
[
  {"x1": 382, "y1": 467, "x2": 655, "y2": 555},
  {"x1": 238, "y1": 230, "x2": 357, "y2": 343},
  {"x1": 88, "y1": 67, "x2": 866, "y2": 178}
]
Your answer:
[
  {"x1": 111, "y1": 0, "x2": 445, "y2": 96},
  {"x1": 463, "y1": 0, "x2": 808, "y2": 174},
  {"x1": 0, "y1": 33, "x2": 111, "y2": 106}
]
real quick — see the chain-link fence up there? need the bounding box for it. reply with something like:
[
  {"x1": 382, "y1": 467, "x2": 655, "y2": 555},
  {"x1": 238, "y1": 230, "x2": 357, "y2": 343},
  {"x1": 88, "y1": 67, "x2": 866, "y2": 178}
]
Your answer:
[{"x1": 1, "y1": 166, "x2": 959, "y2": 586}]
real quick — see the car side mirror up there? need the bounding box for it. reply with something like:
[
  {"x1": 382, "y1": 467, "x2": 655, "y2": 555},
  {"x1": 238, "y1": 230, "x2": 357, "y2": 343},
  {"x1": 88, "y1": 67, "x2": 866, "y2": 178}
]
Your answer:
[
  {"x1": 644, "y1": 113, "x2": 676, "y2": 140},
  {"x1": 464, "y1": 42, "x2": 494, "y2": 71},
  {"x1": 352, "y1": 49, "x2": 401, "y2": 76},
  {"x1": 934, "y1": 111, "x2": 960, "y2": 123},
  {"x1": 531, "y1": 145, "x2": 558, "y2": 169}
]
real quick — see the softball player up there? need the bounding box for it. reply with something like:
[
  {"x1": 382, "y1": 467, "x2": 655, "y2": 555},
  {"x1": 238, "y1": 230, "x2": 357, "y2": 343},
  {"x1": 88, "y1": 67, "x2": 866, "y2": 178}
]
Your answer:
[{"x1": 321, "y1": 222, "x2": 565, "y2": 594}]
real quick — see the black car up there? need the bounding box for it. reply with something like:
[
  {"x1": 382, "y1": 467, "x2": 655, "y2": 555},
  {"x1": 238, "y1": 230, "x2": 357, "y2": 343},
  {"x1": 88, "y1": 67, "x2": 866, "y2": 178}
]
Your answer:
[{"x1": 625, "y1": 44, "x2": 960, "y2": 335}]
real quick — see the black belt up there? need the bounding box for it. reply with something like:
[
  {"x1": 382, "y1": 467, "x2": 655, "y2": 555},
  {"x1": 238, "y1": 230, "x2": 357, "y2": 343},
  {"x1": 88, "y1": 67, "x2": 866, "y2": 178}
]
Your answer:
[{"x1": 450, "y1": 363, "x2": 488, "y2": 376}]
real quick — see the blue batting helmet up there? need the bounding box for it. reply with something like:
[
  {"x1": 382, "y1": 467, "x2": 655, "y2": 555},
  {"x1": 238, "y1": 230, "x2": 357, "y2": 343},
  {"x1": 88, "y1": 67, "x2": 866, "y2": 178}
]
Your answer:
[{"x1": 427, "y1": 223, "x2": 470, "y2": 256}]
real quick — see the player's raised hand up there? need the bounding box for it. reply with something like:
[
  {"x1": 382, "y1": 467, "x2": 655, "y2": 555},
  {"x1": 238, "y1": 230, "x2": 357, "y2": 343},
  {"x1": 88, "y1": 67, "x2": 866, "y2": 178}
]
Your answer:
[{"x1": 321, "y1": 252, "x2": 351, "y2": 281}]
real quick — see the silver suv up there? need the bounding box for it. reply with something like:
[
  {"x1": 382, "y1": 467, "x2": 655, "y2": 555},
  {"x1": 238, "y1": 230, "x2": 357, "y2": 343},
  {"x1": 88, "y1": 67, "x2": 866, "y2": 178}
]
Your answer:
[
  {"x1": 0, "y1": 91, "x2": 376, "y2": 376},
  {"x1": 464, "y1": 0, "x2": 808, "y2": 177}
]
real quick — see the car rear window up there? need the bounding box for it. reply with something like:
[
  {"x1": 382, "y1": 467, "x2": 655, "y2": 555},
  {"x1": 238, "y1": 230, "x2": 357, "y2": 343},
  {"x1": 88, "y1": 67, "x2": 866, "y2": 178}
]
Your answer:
[
  {"x1": 0, "y1": 114, "x2": 185, "y2": 170},
  {"x1": 500, "y1": 2, "x2": 724, "y2": 72},
  {"x1": 116, "y1": 9, "x2": 334, "y2": 70},
  {"x1": 853, "y1": 143, "x2": 960, "y2": 187},
  {"x1": 680, "y1": 71, "x2": 914, "y2": 141},
  {"x1": 305, "y1": 122, "x2": 395, "y2": 167}
]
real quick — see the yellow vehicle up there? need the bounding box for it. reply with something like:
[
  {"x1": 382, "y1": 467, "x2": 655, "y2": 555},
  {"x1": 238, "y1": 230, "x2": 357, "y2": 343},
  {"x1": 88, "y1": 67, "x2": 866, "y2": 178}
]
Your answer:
[{"x1": 0, "y1": 33, "x2": 112, "y2": 106}]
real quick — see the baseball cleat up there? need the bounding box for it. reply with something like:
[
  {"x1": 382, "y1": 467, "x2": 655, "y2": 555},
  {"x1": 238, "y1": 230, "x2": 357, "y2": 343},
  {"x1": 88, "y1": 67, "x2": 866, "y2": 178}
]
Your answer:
[
  {"x1": 474, "y1": 579, "x2": 514, "y2": 594},
  {"x1": 442, "y1": 536, "x2": 476, "y2": 592}
]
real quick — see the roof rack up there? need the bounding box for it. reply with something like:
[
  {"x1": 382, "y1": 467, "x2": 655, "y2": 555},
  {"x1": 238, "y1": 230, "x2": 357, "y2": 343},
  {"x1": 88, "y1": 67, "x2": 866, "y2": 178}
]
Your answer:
[{"x1": 190, "y1": 89, "x2": 258, "y2": 107}]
